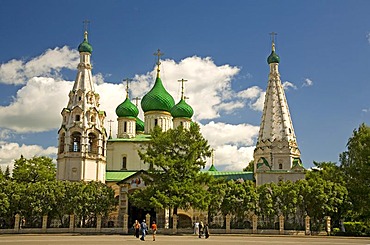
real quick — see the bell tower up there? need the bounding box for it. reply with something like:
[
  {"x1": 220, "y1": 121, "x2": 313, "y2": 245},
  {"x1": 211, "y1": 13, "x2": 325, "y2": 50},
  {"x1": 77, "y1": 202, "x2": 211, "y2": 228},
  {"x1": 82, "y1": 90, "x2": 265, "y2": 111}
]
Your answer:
[
  {"x1": 253, "y1": 36, "x2": 305, "y2": 186},
  {"x1": 57, "y1": 29, "x2": 107, "y2": 182}
]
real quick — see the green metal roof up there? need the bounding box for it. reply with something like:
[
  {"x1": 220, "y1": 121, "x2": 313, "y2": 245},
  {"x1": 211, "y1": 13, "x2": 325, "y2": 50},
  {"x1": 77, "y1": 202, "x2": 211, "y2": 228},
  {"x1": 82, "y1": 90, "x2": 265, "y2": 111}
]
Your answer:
[
  {"x1": 171, "y1": 98, "x2": 194, "y2": 118},
  {"x1": 208, "y1": 164, "x2": 218, "y2": 172},
  {"x1": 141, "y1": 76, "x2": 175, "y2": 113},
  {"x1": 106, "y1": 171, "x2": 137, "y2": 182},
  {"x1": 136, "y1": 117, "x2": 145, "y2": 132},
  {"x1": 116, "y1": 97, "x2": 139, "y2": 118},
  {"x1": 206, "y1": 170, "x2": 254, "y2": 181},
  {"x1": 108, "y1": 134, "x2": 151, "y2": 142}
]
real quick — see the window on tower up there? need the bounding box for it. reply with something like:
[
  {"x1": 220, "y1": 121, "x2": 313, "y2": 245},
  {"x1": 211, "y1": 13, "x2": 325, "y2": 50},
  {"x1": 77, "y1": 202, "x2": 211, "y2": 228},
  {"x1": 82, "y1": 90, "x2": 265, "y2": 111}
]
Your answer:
[
  {"x1": 88, "y1": 133, "x2": 97, "y2": 153},
  {"x1": 75, "y1": 115, "x2": 80, "y2": 121},
  {"x1": 71, "y1": 132, "x2": 81, "y2": 152},
  {"x1": 122, "y1": 156, "x2": 127, "y2": 170},
  {"x1": 154, "y1": 119, "x2": 158, "y2": 126},
  {"x1": 124, "y1": 121, "x2": 127, "y2": 133},
  {"x1": 59, "y1": 133, "x2": 65, "y2": 154}
]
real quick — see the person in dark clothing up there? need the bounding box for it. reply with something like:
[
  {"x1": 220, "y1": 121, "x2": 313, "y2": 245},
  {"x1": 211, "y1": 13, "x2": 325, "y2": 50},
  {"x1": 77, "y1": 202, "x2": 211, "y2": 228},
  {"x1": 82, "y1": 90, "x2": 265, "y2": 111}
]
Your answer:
[
  {"x1": 204, "y1": 223, "x2": 210, "y2": 239},
  {"x1": 133, "y1": 220, "x2": 140, "y2": 238}
]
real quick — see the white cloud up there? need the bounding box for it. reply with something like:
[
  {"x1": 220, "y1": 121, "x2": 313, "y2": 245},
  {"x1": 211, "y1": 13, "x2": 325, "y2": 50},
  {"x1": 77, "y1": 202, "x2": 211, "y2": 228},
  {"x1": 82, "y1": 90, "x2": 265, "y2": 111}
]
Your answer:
[
  {"x1": 0, "y1": 46, "x2": 78, "y2": 85},
  {"x1": 200, "y1": 121, "x2": 259, "y2": 171},
  {"x1": 303, "y1": 78, "x2": 313, "y2": 87},
  {"x1": 0, "y1": 142, "x2": 57, "y2": 171},
  {"x1": 132, "y1": 56, "x2": 241, "y2": 121},
  {"x1": 0, "y1": 77, "x2": 72, "y2": 132},
  {"x1": 237, "y1": 86, "x2": 265, "y2": 111},
  {"x1": 282, "y1": 81, "x2": 297, "y2": 90}
]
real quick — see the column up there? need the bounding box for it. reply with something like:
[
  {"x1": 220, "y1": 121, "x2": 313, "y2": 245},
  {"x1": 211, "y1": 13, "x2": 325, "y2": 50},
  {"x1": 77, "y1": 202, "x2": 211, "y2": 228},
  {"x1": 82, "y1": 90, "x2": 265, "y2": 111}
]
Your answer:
[
  {"x1": 252, "y1": 214, "x2": 258, "y2": 234},
  {"x1": 14, "y1": 214, "x2": 20, "y2": 232},
  {"x1": 172, "y1": 214, "x2": 178, "y2": 234},
  {"x1": 279, "y1": 215, "x2": 284, "y2": 235},
  {"x1": 225, "y1": 214, "x2": 231, "y2": 234},
  {"x1": 69, "y1": 214, "x2": 75, "y2": 232},
  {"x1": 326, "y1": 216, "x2": 331, "y2": 235},
  {"x1": 123, "y1": 214, "x2": 129, "y2": 234},
  {"x1": 96, "y1": 215, "x2": 102, "y2": 231},
  {"x1": 146, "y1": 213, "x2": 151, "y2": 228},
  {"x1": 305, "y1": 215, "x2": 310, "y2": 235},
  {"x1": 42, "y1": 215, "x2": 48, "y2": 232}
]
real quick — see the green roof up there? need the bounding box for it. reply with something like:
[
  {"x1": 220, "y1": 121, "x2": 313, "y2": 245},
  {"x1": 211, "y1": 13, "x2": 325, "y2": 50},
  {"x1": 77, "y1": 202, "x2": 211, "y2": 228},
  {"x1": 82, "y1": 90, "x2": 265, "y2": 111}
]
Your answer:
[
  {"x1": 106, "y1": 171, "x2": 137, "y2": 182},
  {"x1": 267, "y1": 43, "x2": 280, "y2": 64},
  {"x1": 141, "y1": 76, "x2": 175, "y2": 113},
  {"x1": 116, "y1": 97, "x2": 139, "y2": 118},
  {"x1": 108, "y1": 134, "x2": 151, "y2": 142},
  {"x1": 208, "y1": 164, "x2": 218, "y2": 171},
  {"x1": 171, "y1": 98, "x2": 194, "y2": 118},
  {"x1": 136, "y1": 117, "x2": 145, "y2": 132},
  {"x1": 206, "y1": 170, "x2": 254, "y2": 181}
]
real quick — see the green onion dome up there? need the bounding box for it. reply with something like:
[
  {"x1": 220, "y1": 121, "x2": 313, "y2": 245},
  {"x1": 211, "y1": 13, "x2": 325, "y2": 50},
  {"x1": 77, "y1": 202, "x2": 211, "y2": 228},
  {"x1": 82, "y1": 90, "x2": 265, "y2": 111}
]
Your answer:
[
  {"x1": 267, "y1": 43, "x2": 280, "y2": 64},
  {"x1": 136, "y1": 117, "x2": 144, "y2": 132},
  {"x1": 170, "y1": 98, "x2": 194, "y2": 118},
  {"x1": 141, "y1": 76, "x2": 175, "y2": 113},
  {"x1": 78, "y1": 31, "x2": 93, "y2": 54},
  {"x1": 115, "y1": 97, "x2": 139, "y2": 118}
]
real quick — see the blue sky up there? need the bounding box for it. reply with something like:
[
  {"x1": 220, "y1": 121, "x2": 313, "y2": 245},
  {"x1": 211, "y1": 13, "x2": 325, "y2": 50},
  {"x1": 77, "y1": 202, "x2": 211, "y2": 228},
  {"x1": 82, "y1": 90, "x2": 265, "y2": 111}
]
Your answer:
[{"x1": 1, "y1": 0, "x2": 370, "y2": 171}]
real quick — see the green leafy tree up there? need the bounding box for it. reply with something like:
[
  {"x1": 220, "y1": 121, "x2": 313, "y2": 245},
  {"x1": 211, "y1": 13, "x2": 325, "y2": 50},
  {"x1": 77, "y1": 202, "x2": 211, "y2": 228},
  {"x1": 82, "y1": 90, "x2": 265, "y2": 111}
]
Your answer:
[
  {"x1": 257, "y1": 183, "x2": 278, "y2": 228},
  {"x1": 130, "y1": 124, "x2": 212, "y2": 217},
  {"x1": 340, "y1": 123, "x2": 370, "y2": 221},
  {"x1": 221, "y1": 180, "x2": 258, "y2": 228},
  {"x1": 4, "y1": 166, "x2": 11, "y2": 180},
  {"x1": 12, "y1": 156, "x2": 56, "y2": 183}
]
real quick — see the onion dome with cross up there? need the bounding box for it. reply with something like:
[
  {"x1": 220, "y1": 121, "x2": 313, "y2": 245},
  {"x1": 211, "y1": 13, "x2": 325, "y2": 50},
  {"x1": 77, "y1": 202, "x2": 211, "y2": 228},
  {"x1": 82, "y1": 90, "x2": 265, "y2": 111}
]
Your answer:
[
  {"x1": 141, "y1": 49, "x2": 175, "y2": 113},
  {"x1": 78, "y1": 31, "x2": 93, "y2": 54}
]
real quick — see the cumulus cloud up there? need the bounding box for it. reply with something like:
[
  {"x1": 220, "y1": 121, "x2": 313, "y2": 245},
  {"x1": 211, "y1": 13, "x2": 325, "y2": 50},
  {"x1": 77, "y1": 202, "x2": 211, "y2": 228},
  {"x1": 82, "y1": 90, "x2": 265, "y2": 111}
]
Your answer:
[
  {"x1": 236, "y1": 86, "x2": 265, "y2": 111},
  {"x1": 0, "y1": 46, "x2": 78, "y2": 85},
  {"x1": 200, "y1": 121, "x2": 259, "y2": 171},
  {"x1": 0, "y1": 142, "x2": 57, "y2": 171},
  {"x1": 302, "y1": 78, "x2": 313, "y2": 87}
]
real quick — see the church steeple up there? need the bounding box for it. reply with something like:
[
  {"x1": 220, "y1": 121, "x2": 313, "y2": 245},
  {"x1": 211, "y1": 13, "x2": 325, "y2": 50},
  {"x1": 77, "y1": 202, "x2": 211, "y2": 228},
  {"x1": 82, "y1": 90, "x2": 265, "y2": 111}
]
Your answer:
[
  {"x1": 253, "y1": 36, "x2": 304, "y2": 186},
  {"x1": 57, "y1": 27, "x2": 107, "y2": 182}
]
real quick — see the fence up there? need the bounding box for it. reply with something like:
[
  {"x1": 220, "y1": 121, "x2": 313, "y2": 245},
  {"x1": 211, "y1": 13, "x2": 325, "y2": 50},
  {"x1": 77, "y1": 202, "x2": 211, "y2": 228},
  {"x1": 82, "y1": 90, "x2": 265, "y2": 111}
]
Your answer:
[{"x1": 0, "y1": 213, "x2": 331, "y2": 235}]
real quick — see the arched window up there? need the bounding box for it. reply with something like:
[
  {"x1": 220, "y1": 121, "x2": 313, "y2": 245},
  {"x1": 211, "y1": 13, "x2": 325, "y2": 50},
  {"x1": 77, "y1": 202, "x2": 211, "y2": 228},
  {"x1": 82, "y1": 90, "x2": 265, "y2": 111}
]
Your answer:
[
  {"x1": 59, "y1": 133, "x2": 65, "y2": 153},
  {"x1": 71, "y1": 132, "x2": 81, "y2": 152},
  {"x1": 91, "y1": 115, "x2": 95, "y2": 123},
  {"x1": 154, "y1": 119, "x2": 158, "y2": 126},
  {"x1": 88, "y1": 133, "x2": 97, "y2": 153},
  {"x1": 124, "y1": 121, "x2": 127, "y2": 133},
  {"x1": 75, "y1": 115, "x2": 80, "y2": 121},
  {"x1": 279, "y1": 163, "x2": 283, "y2": 169},
  {"x1": 122, "y1": 156, "x2": 127, "y2": 170}
]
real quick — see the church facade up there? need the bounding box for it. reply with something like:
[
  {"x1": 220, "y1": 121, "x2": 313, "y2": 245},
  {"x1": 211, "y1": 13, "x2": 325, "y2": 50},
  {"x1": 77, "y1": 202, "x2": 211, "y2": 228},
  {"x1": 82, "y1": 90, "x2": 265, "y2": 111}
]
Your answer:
[{"x1": 56, "y1": 31, "x2": 305, "y2": 227}]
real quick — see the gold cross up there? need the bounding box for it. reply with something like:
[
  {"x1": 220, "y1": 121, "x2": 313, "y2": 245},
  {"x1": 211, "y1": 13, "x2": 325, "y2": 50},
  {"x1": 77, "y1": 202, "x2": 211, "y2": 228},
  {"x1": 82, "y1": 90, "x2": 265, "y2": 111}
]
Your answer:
[
  {"x1": 83, "y1": 20, "x2": 90, "y2": 32},
  {"x1": 133, "y1": 97, "x2": 141, "y2": 107},
  {"x1": 178, "y1": 78, "x2": 188, "y2": 100},
  {"x1": 108, "y1": 119, "x2": 114, "y2": 139},
  {"x1": 153, "y1": 49, "x2": 164, "y2": 77},
  {"x1": 123, "y1": 78, "x2": 132, "y2": 98},
  {"x1": 269, "y1": 32, "x2": 277, "y2": 43}
]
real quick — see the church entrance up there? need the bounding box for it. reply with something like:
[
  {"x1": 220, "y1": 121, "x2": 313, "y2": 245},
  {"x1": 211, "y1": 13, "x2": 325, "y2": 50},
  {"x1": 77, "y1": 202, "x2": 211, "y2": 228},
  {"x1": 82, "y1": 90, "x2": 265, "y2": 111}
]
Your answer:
[{"x1": 128, "y1": 203, "x2": 156, "y2": 229}]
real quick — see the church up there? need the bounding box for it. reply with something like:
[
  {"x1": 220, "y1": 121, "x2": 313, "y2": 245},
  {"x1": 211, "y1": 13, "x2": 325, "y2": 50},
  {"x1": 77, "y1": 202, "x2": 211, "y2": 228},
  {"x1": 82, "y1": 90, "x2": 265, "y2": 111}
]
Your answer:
[{"x1": 56, "y1": 30, "x2": 305, "y2": 227}]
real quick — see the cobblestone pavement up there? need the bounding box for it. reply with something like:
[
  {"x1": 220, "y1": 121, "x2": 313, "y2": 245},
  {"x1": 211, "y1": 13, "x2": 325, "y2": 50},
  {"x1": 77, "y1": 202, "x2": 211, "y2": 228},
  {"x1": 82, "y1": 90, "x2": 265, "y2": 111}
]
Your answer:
[{"x1": 0, "y1": 234, "x2": 369, "y2": 245}]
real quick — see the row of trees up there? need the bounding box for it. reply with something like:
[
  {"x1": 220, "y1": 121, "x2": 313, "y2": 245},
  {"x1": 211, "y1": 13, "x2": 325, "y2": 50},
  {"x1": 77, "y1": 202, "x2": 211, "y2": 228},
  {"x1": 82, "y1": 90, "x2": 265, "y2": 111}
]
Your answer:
[
  {"x1": 0, "y1": 156, "x2": 117, "y2": 228},
  {"x1": 130, "y1": 123, "x2": 370, "y2": 231},
  {"x1": 0, "y1": 123, "x2": 369, "y2": 232}
]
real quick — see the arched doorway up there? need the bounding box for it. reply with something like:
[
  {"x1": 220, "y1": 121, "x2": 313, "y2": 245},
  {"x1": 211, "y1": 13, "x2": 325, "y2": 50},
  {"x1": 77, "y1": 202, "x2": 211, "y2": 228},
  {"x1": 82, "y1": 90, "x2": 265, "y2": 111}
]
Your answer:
[{"x1": 178, "y1": 213, "x2": 192, "y2": 228}]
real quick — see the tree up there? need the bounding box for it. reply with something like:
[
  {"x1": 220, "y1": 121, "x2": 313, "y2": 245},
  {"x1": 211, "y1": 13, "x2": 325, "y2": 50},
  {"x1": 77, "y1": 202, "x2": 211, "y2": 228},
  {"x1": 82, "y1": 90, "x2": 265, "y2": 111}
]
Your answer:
[
  {"x1": 243, "y1": 160, "x2": 254, "y2": 172},
  {"x1": 4, "y1": 166, "x2": 11, "y2": 180},
  {"x1": 12, "y1": 156, "x2": 56, "y2": 183},
  {"x1": 340, "y1": 123, "x2": 370, "y2": 221},
  {"x1": 130, "y1": 124, "x2": 212, "y2": 216}
]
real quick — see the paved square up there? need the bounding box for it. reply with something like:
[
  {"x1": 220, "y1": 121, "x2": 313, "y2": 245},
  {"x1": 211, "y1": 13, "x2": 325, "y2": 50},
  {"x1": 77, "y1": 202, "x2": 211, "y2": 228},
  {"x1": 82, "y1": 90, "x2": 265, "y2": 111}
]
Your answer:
[{"x1": 0, "y1": 234, "x2": 369, "y2": 245}]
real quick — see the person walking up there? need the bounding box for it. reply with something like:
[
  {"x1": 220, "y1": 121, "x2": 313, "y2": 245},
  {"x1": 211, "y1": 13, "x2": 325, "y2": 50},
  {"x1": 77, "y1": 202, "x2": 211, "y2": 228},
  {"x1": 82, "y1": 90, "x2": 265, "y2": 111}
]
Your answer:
[
  {"x1": 140, "y1": 219, "x2": 148, "y2": 241},
  {"x1": 194, "y1": 222, "x2": 199, "y2": 235},
  {"x1": 204, "y1": 223, "x2": 210, "y2": 239},
  {"x1": 133, "y1": 220, "x2": 140, "y2": 238},
  {"x1": 151, "y1": 220, "x2": 157, "y2": 241},
  {"x1": 198, "y1": 221, "x2": 203, "y2": 238}
]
